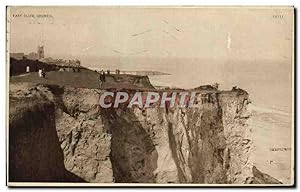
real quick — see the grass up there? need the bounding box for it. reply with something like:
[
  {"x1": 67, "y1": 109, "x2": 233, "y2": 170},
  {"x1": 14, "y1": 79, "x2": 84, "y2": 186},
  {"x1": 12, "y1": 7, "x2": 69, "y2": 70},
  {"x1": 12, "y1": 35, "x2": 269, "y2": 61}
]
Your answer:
[
  {"x1": 10, "y1": 69, "x2": 101, "y2": 89},
  {"x1": 9, "y1": 69, "x2": 154, "y2": 90}
]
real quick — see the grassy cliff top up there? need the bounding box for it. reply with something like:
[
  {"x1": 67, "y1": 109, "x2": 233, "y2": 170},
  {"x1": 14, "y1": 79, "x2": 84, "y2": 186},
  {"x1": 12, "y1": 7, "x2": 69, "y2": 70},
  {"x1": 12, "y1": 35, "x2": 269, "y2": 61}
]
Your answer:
[{"x1": 10, "y1": 69, "x2": 154, "y2": 90}]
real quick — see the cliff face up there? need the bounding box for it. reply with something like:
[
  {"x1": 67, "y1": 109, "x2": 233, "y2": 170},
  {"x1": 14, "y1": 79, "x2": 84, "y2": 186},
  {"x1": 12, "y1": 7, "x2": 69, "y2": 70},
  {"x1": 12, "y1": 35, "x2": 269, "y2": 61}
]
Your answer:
[
  {"x1": 9, "y1": 89, "x2": 84, "y2": 182},
  {"x1": 9, "y1": 83, "x2": 279, "y2": 184}
]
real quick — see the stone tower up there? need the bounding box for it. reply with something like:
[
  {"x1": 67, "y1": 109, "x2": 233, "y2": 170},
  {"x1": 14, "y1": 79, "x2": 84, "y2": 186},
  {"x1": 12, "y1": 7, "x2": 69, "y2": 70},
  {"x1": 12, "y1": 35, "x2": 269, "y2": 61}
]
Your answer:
[{"x1": 37, "y1": 46, "x2": 44, "y2": 59}]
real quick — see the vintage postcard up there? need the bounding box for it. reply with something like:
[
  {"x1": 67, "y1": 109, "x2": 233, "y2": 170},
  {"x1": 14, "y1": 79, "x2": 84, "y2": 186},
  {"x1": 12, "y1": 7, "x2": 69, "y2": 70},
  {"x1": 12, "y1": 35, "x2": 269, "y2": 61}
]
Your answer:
[{"x1": 6, "y1": 6, "x2": 295, "y2": 187}]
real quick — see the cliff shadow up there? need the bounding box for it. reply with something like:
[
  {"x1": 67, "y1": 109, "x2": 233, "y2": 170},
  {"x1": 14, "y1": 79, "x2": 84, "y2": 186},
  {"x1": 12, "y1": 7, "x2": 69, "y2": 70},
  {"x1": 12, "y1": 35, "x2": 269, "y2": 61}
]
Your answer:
[
  {"x1": 9, "y1": 97, "x2": 85, "y2": 182},
  {"x1": 187, "y1": 99, "x2": 227, "y2": 184},
  {"x1": 166, "y1": 95, "x2": 228, "y2": 184},
  {"x1": 101, "y1": 108, "x2": 158, "y2": 183}
]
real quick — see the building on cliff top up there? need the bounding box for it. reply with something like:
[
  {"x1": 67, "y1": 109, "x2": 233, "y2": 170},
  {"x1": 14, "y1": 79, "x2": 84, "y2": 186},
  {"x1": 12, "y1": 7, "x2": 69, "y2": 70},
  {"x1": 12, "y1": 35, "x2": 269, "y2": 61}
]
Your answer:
[
  {"x1": 10, "y1": 45, "x2": 81, "y2": 72},
  {"x1": 10, "y1": 45, "x2": 44, "y2": 61},
  {"x1": 37, "y1": 46, "x2": 45, "y2": 60}
]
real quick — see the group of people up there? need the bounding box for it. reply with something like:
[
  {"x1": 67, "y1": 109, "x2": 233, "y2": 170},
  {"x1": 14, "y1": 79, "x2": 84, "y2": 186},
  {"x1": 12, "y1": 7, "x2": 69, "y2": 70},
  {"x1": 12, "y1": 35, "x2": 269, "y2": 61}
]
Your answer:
[
  {"x1": 25, "y1": 65, "x2": 46, "y2": 78},
  {"x1": 98, "y1": 69, "x2": 121, "y2": 88},
  {"x1": 38, "y1": 68, "x2": 46, "y2": 78}
]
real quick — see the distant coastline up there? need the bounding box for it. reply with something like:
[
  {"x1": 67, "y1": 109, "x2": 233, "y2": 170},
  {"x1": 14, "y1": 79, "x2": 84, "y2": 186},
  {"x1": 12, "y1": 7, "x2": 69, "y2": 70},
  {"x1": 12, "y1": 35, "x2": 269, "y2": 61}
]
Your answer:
[{"x1": 88, "y1": 67, "x2": 170, "y2": 76}]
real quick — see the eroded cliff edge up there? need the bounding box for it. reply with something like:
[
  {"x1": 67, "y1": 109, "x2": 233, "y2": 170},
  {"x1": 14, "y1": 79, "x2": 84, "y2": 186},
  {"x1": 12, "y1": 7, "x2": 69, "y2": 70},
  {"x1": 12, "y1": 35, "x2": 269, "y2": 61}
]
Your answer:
[{"x1": 9, "y1": 83, "x2": 281, "y2": 184}]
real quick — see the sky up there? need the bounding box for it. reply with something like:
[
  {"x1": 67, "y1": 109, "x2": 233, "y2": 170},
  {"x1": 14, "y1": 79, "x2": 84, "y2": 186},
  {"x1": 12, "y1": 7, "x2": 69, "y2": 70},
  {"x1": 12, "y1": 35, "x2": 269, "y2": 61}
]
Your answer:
[{"x1": 8, "y1": 6, "x2": 293, "y2": 61}]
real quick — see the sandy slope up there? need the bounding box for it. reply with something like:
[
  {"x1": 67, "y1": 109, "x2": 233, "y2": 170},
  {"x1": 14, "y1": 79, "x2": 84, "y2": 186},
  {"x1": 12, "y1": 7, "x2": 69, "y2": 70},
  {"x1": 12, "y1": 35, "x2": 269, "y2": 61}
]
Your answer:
[{"x1": 249, "y1": 105, "x2": 293, "y2": 184}]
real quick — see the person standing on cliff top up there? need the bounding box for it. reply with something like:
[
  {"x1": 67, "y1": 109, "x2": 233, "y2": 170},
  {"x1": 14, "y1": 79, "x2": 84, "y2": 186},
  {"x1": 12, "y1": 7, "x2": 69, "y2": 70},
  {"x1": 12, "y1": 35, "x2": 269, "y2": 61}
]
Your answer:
[
  {"x1": 99, "y1": 70, "x2": 106, "y2": 89},
  {"x1": 38, "y1": 69, "x2": 42, "y2": 77},
  {"x1": 26, "y1": 65, "x2": 30, "y2": 73},
  {"x1": 41, "y1": 68, "x2": 46, "y2": 78}
]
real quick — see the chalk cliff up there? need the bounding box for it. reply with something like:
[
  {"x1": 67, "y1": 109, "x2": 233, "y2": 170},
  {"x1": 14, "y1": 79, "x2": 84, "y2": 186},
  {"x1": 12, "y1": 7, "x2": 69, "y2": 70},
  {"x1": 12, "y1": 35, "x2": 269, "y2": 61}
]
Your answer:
[{"x1": 9, "y1": 83, "x2": 281, "y2": 184}]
